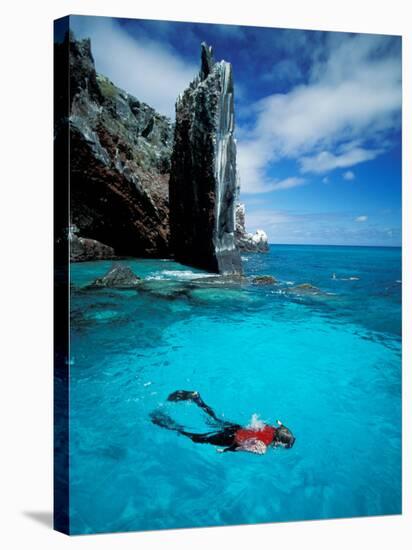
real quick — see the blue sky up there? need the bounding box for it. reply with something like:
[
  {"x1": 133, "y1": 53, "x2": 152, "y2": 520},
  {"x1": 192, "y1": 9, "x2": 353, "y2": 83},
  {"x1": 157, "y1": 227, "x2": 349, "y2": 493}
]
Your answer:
[{"x1": 70, "y1": 15, "x2": 402, "y2": 246}]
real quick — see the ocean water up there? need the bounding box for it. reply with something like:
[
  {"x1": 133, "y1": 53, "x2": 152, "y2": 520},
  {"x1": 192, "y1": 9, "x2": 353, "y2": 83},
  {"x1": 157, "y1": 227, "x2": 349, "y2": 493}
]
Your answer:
[{"x1": 68, "y1": 245, "x2": 401, "y2": 534}]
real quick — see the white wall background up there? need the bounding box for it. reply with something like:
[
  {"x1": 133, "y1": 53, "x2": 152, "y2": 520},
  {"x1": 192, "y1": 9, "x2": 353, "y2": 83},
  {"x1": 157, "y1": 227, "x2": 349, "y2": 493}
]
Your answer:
[{"x1": 0, "y1": 0, "x2": 410, "y2": 548}]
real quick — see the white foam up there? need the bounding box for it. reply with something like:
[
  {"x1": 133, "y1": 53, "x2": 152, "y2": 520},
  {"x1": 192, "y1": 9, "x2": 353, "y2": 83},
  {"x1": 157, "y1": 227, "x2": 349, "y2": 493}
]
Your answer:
[
  {"x1": 247, "y1": 413, "x2": 266, "y2": 431},
  {"x1": 146, "y1": 270, "x2": 214, "y2": 281},
  {"x1": 145, "y1": 275, "x2": 165, "y2": 281}
]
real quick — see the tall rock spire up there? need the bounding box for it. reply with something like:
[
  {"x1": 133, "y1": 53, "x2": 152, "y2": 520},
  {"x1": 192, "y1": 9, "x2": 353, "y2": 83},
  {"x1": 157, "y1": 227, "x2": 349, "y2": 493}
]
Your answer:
[
  {"x1": 169, "y1": 43, "x2": 242, "y2": 274},
  {"x1": 200, "y1": 42, "x2": 214, "y2": 80}
]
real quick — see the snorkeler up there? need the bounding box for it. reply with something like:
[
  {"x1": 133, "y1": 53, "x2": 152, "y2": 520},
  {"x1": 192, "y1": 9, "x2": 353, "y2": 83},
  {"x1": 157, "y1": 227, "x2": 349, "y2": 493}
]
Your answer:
[{"x1": 150, "y1": 390, "x2": 295, "y2": 454}]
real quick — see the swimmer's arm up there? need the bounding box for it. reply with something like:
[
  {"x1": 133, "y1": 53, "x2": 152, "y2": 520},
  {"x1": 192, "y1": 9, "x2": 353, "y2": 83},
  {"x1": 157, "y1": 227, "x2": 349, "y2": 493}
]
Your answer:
[
  {"x1": 217, "y1": 439, "x2": 267, "y2": 454},
  {"x1": 237, "y1": 439, "x2": 267, "y2": 455},
  {"x1": 216, "y1": 439, "x2": 268, "y2": 455}
]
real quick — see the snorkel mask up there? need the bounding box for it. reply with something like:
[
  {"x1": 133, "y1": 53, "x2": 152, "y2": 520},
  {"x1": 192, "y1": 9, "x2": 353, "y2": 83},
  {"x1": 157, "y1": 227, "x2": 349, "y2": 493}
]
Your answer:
[{"x1": 274, "y1": 420, "x2": 295, "y2": 448}]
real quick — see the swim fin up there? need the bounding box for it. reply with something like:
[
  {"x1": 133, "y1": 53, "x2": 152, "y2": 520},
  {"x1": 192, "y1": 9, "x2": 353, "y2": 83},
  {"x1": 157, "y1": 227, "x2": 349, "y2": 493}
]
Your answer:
[
  {"x1": 149, "y1": 410, "x2": 184, "y2": 432},
  {"x1": 167, "y1": 390, "x2": 200, "y2": 402},
  {"x1": 167, "y1": 390, "x2": 222, "y2": 424}
]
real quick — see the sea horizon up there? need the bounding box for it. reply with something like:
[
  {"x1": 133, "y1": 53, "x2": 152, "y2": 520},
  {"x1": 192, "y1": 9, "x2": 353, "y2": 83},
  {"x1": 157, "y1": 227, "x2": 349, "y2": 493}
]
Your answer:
[{"x1": 265, "y1": 242, "x2": 402, "y2": 249}]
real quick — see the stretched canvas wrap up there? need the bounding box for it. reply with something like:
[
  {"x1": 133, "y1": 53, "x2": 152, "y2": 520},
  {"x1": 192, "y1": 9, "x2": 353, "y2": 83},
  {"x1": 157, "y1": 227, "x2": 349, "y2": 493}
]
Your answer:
[{"x1": 54, "y1": 14, "x2": 402, "y2": 535}]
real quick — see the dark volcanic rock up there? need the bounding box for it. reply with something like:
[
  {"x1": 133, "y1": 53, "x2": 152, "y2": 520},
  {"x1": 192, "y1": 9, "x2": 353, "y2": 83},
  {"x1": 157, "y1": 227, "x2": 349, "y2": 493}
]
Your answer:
[
  {"x1": 89, "y1": 264, "x2": 141, "y2": 289},
  {"x1": 193, "y1": 274, "x2": 246, "y2": 286},
  {"x1": 287, "y1": 283, "x2": 322, "y2": 295},
  {"x1": 169, "y1": 43, "x2": 242, "y2": 275},
  {"x1": 235, "y1": 204, "x2": 269, "y2": 253},
  {"x1": 55, "y1": 32, "x2": 174, "y2": 260},
  {"x1": 70, "y1": 232, "x2": 116, "y2": 262},
  {"x1": 251, "y1": 275, "x2": 278, "y2": 285}
]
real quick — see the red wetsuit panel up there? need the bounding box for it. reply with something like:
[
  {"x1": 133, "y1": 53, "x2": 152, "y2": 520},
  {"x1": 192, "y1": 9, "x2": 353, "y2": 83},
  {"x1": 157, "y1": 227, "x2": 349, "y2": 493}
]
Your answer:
[{"x1": 234, "y1": 425, "x2": 276, "y2": 446}]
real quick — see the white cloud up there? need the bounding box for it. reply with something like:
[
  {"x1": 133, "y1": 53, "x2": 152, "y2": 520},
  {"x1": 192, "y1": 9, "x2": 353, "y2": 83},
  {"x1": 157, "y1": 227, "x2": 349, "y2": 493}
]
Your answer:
[
  {"x1": 245, "y1": 210, "x2": 297, "y2": 230},
  {"x1": 355, "y1": 215, "x2": 368, "y2": 222},
  {"x1": 71, "y1": 16, "x2": 197, "y2": 118},
  {"x1": 300, "y1": 148, "x2": 378, "y2": 174},
  {"x1": 244, "y1": 208, "x2": 400, "y2": 245},
  {"x1": 238, "y1": 33, "x2": 401, "y2": 193},
  {"x1": 270, "y1": 177, "x2": 307, "y2": 191},
  {"x1": 237, "y1": 140, "x2": 307, "y2": 193},
  {"x1": 343, "y1": 170, "x2": 355, "y2": 180}
]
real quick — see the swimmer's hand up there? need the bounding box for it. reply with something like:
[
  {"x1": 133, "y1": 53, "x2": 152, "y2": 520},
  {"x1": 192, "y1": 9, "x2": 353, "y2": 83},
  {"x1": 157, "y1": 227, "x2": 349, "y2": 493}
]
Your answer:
[{"x1": 237, "y1": 438, "x2": 267, "y2": 455}]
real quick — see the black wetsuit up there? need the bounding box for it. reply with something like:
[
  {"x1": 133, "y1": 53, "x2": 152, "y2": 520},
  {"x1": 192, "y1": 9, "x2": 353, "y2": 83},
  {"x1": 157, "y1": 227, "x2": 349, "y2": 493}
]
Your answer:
[{"x1": 150, "y1": 390, "x2": 242, "y2": 452}]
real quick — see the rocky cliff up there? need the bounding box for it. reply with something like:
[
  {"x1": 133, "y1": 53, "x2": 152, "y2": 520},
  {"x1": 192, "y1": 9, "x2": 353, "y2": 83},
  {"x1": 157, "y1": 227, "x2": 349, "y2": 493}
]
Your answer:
[
  {"x1": 235, "y1": 203, "x2": 269, "y2": 253},
  {"x1": 55, "y1": 32, "x2": 174, "y2": 261},
  {"x1": 169, "y1": 43, "x2": 242, "y2": 274},
  {"x1": 55, "y1": 33, "x2": 267, "y2": 267}
]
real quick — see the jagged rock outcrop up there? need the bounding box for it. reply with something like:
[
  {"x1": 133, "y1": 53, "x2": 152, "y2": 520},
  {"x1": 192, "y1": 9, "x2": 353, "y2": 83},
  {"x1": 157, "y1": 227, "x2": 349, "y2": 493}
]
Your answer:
[
  {"x1": 55, "y1": 33, "x2": 268, "y2": 266},
  {"x1": 169, "y1": 43, "x2": 242, "y2": 274},
  {"x1": 287, "y1": 283, "x2": 323, "y2": 296},
  {"x1": 89, "y1": 264, "x2": 141, "y2": 289},
  {"x1": 251, "y1": 275, "x2": 277, "y2": 285},
  {"x1": 70, "y1": 230, "x2": 116, "y2": 262},
  {"x1": 235, "y1": 203, "x2": 269, "y2": 253},
  {"x1": 54, "y1": 32, "x2": 174, "y2": 261}
]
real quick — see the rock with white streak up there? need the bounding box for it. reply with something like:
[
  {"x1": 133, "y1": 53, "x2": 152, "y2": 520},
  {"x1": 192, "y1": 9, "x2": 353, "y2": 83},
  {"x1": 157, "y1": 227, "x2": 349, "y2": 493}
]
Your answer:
[{"x1": 169, "y1": 43, "x2": 242, "y2": 274}]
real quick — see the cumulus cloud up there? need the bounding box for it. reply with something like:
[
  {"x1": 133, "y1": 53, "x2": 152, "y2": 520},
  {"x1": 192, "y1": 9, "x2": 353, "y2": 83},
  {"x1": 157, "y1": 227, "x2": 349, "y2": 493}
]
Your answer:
[
  {"x1": 343, "y1": 170, "x2": 355, "y2": 180},
  {"x1": 355, "y1": 215, "x2": 368, "y2": 222},
  {"x1": 237, "y1": 140, "x2": 307, "y2": 193},
  {"x1": 237, "y1": 146, "x2": 306, "y2": 194},
  {"x1": 70, "y1": 16, "x2": 197, "y2": 118},
  {"x1": 238, "y1": 33, "x2": 401, "y2": 193}
]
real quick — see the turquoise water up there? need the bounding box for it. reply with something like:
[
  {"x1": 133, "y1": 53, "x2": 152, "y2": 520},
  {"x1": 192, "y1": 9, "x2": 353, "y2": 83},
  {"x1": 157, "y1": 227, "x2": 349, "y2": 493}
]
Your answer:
[{"x1": 68, "y1": 245, "x2": 401, "y2": 534}]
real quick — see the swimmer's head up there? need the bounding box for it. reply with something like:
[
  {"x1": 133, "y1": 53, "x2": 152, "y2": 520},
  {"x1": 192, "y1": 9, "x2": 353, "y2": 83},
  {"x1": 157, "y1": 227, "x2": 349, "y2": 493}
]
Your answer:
[{"x1": 274, "y1": 423, "x2": 295, "y2": 448}]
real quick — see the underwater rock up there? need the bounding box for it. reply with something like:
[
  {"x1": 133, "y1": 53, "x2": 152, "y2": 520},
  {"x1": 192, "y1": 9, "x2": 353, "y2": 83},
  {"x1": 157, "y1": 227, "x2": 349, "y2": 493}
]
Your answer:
[
  {"x1": 188, "y1": 274, "x2": 252, "y2": 302},
  {"x1": 89, "y1": 265, "x2": 141, "y2": 289},
  {"x1": 194, "y1": 274, "x2": 246, "y2": 287},
  {"x1": 251, "y1": 275, "x2": 278, "y2": 285},
  {"x1": 287, "y1": 283, "x2": 322, "y2": 296},
  {"x1": 169, "y1": 42, "x2": 242, "y2": 275},
  {"x1": 138, "y1": 274, "x2": 247, "y2": 301},
  {"x1": 235, "y1": 204, "x2": 269, "y2": 253},
  {"x1": 70, "y1": 231, "x2": 116, "y2": 262},
  {"x1": 189, "y1": 287, "x2": 247, "y2": 303},
  {"x1": 138, "y1": 279, "x2": 190, "y2": 300}
]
